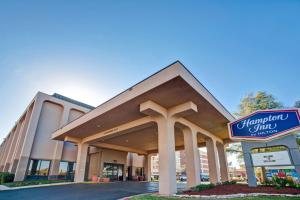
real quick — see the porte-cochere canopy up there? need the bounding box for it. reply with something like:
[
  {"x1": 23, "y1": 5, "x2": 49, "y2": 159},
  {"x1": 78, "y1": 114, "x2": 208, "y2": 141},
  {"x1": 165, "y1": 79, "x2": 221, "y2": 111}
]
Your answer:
[{"x1": 52, "y1": 61, "x2": 235, "y2": 195}]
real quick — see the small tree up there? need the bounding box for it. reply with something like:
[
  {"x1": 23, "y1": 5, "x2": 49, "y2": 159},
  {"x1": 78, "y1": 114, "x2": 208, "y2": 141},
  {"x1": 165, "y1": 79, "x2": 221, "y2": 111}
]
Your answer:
[
  {"x1": 294, "y1": 100, "x2": 300, "y2": 108},
  {"x1": 235, "y1": 91, "x2": 283, "y2": 117}
]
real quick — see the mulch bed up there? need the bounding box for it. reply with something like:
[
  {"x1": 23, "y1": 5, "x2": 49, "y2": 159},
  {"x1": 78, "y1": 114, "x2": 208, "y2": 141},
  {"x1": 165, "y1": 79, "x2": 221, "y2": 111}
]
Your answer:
[{"x1": 183, "y1": 184, "x2": 300, "y2": 195}]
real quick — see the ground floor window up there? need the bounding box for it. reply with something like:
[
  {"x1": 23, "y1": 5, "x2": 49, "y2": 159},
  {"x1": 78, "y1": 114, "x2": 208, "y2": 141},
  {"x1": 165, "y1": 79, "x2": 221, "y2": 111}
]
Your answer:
[
  {"x1": 26, "y1": 159, "x2": 51, "y2": 180},
  {"x1": 102, "y1": 163, "x2": 124, "y2": 181},
  {"x1": 58, "y1": 161, "x2": 76, "y2": 180}
]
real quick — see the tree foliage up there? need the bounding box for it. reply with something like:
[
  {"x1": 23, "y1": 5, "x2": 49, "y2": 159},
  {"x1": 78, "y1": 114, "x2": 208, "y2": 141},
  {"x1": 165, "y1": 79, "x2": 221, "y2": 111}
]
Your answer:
[
  {"x1": 294, "y1": 100, "x2": 300, "y2": 108},
  {"x1": 235, "y1": 91, "x2": 283, "y2": 117}
]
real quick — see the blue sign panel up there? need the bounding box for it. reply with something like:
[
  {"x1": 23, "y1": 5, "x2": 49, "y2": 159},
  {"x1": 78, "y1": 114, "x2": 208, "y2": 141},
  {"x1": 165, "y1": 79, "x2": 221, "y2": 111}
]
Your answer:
[{"x1": 229, "y1": 109, "x2": 300, "y2": 140}]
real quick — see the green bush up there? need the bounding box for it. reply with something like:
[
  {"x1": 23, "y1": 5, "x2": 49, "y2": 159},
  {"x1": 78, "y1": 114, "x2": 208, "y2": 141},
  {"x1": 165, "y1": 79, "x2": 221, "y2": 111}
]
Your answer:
[
  {"x1": 261, "y1": 180, "x2": 273, "y2": 186},
  {"x1": 272, "y1": 176, "x2": 288, "y2": 188},
  {"x1": 223, "y1": 180, "x2": 237, "y2": 185},
  {"x1": 191, "y1": 183, "x2": 215, "y2": 192},
  {"x1": 0, "y1": 172, "x2": 15, "y2": 184}
]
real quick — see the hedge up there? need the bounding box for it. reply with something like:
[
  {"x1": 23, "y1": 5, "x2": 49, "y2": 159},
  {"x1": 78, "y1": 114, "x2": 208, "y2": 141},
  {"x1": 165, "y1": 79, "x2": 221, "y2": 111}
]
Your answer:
[{"x1": 0, "y1": 172, "x2": 15, "y2": 184}]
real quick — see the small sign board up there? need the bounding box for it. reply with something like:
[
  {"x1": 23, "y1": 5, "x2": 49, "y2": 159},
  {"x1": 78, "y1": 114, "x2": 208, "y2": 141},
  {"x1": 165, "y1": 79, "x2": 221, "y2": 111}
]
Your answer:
[
  {"x1": 228, "y1": 109, "x2": 300, "y2": 141},
  {"x1": 251, "y1": 151, "x2": 291, "y2": 167}
]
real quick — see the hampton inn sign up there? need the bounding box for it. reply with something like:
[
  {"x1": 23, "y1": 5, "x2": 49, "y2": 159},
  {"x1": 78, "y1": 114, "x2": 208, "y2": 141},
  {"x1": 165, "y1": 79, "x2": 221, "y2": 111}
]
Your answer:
[
  {"x1": 228, "y1": 109, "x2": 300, "y2": 187},
  {"x1": 229, "y1": 109, "x2": 300, "y2": 141}
]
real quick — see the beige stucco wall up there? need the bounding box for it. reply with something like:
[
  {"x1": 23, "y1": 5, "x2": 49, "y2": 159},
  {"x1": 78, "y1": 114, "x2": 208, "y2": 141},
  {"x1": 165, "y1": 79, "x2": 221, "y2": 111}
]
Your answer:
[
  {"x1": 31, "y1": 101, "x2": 64, "y2": 160},
  {"x1": 131, "y1": 153, "x2": 144, "y2": 168},
  {"x1": 101, "y1": 149, "x2": 127, "y2": 166},
  {"x1": 88, "y1": 152, "x2": 101, "y2": 179},
  {"x1": 61, "y1": 109, "x2": 85, "y2": 162}
]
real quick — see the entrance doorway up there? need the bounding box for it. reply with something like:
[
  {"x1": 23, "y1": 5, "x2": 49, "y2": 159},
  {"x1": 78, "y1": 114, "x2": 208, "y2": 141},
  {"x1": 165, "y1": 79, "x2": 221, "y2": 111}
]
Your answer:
[{"x1": 102, "y1": 163, "x2": 124, "y2": 181}]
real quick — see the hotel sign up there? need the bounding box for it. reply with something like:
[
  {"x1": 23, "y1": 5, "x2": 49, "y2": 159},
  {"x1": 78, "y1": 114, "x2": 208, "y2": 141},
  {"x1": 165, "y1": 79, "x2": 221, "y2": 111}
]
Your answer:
[
  {"x1": 251, "y1": 151, "x2": 291, "y2": 166},
  {"x1": 228, "y1": 109, "x2": 300, "y2": 141}
]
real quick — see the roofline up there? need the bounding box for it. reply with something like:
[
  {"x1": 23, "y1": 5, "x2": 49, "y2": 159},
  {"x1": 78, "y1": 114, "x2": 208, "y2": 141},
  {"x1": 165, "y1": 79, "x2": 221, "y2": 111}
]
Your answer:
[
  {"x1": 52, "y1": 61, "x2": 235, "y2": 139},
  {"x1": 1, "y1": 91, "x2": 93, "y2": 143},
  {"x1": 177, "y1": 60, "x2": 235, "y2": 120}
]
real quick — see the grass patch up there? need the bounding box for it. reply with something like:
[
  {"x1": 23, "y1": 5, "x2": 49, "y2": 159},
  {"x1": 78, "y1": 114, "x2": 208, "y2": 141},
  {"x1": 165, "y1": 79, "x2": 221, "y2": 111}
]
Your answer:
[
  {"x1": 130, "y1": 195, "x2": 300, "y2": 200},
  {"x1": 2, "y1": 179, "x2": 72, "y2": 187}
]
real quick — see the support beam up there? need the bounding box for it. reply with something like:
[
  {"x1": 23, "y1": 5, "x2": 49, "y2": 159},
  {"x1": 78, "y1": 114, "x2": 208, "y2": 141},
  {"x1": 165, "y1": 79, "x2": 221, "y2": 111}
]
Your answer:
[
  {"x1": 49, "y1": 107, "x2": 70, "y2": 178},
  {"x1": 140, "y1": 101, "x2": 167, "y2": 118},
  {"x1": 74, "y1": 143, "x2": 89, "y2": 182},
  {"x1": 64, "y1": 136, "x2": 82, "y2": 144},
  {"x1": 93, "y1": 142, "x2": 147, "y2": 155},
  {"x1": 183, "y1": 128, "x2": 201, "y2": 187},
  {"x1": 216, "y1": 142, "x2": 229, "y2": 182},
  {"x1": 14, "y1": 98, "x2": 44, "y2": 182},
  {"x1": 157, "y1": 117, "x2": 177, "y2": 195},
  {"x1": 2, "y1": 132, "x2": 13, "y2": 172},
  {"x1": 5, "y1": 124, "x2": 21, "y2": 172},
  {"x1": 9, "y1": 117, "x2": 26, "y2": 173},
  {"x1": 177, "y1": 118, "x2": 223, "y2": 143},
  {"x1": 144, "y1": 154, "x2": 152, "y2": 181},
  {"x1": 206, "y1": 138, "x2": 221, "y2": 184},
  {"x1": 82, "y1": 116, "x2": 154, "y2": 143},
  {"x1": 140, "y1": 100, "x2": 199, "y2": 195},
  {"x1": 10, "y1": 106, "x2": 33, "y2": 174},
  {"x1": 168, "y1": 101, "x2": 197, "y2": 118}
]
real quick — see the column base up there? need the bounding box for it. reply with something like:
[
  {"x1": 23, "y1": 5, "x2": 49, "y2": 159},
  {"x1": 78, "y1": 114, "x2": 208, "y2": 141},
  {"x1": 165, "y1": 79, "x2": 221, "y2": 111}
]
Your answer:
[
  {"x1": 14, "y1": 156, "x2": 29, "y2": 182},
  {"x1": 49, "y1": 159, "x2": 61, "y2": 179}
]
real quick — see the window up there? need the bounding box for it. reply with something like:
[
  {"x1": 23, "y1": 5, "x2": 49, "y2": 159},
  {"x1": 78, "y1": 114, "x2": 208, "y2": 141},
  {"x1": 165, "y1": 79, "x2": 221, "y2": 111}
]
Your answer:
[
  {"x1": 58, "y1": 161, "x2": 76, "y2": 180},
  {"x1": 135, "y1": 167, "x2": 143, "y2": 176},
  {"x1": 27, "y1": 159, "x2": 51, "y2": 179}
]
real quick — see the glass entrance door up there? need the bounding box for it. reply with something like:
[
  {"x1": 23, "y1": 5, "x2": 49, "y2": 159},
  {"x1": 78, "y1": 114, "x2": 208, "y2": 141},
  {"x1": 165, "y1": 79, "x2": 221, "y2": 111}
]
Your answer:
[{"x1": 103, "y1": 163, "x2": 124, "y2": 181}]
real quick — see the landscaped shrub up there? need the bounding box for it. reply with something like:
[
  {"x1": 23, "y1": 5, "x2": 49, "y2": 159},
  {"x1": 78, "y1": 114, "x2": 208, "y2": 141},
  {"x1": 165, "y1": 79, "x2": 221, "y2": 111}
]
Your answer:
[
  {"x1": 261, "y1": 180, "x2": 273, "y2": 186},
  {"x1": 223, "y1": 180, "x2": 237, "y2": 185},
  {"x1": 261, "y1": 177, "x2": 300, "y2": 190},
  {"x1": 0, "y1": 172, "x2": 15, "y2": 184},
  {"x1": 272, "y1": 176, "x2": 288, "y2": 188},
  {"x1": 192, "y1": 183, "x2": 215, "y2": 192}
]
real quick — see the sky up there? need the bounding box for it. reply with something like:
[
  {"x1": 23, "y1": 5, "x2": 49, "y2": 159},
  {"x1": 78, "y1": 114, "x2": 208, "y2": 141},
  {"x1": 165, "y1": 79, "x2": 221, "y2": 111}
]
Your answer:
[{"x1": 0, "y1": 0, "x2": 299, "y2": 141}]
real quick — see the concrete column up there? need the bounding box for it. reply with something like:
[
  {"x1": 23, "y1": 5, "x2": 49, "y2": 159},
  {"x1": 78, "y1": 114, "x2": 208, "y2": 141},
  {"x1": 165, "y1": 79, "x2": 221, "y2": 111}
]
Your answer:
[
  {"x1": 10, "y1": 107, "x2": 33, "y2": 174},
  {"x1": 49, "y1": 106, "x2": 70, "y2": 178},
  {"x1": 3, "y1": 133, "x2": 13, "y2": 172},
  {"x1": 144, "y1": 154, "x2": 152, "y2": 181},
  {"x1": 244, "y1": 152, "x2": 257, "y2": 187},
  {"x1": 0, "y1": 145, "x2": 4, "y2": 171},
  {"x1": 216, "y1": 142, "x2": 229, "y2": 182},
  {"x1": 241, "y1": 142, "x2": 257, "y2": 187},
  {"x1": 156, "y1": 117, "x2": 177, "y2": 195},
  {"x1": 206, "y1": 138, "x2": 221, "y2": 184},
  {"x1": 74, "y1": 143, "x2": 89, "y2": 182},
  {"x1": 0, "y1": 138, "x2": 9, "y2": 171},
  {"x1": 14, "y1": 98, "x2": 44, "y2": 182},
  {"x1": 5, "y1": 123, "x2": 22, "y2": 173},
  {"x1": 9, "y1": 118, "x2": 25, "y2": 173},
  {"x1": 127, "y1": 152, "x2": 133, "y2": 180},
  {"x1": 183, "y1": 128, "x2": 201, "y2": 187}
]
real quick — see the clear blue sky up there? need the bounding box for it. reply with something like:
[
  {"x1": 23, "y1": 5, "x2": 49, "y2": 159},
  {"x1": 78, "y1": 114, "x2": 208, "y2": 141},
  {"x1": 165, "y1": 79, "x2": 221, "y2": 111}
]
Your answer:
[{"x1": 1, "y1": 0, "x2": 299, "y2": 140}]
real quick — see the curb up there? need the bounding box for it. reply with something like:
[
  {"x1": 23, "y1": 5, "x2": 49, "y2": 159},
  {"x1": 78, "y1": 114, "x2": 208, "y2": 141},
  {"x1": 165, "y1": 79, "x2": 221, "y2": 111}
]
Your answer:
[
  {"x1": 174, "y1": 193, "x2": 300, "y2": 199},
  {"x1": 118, "y1": 193, "x2": 155, "y2": 200},
  {"x1": 0, "y1": 182, "x2": 76, "y2": 191}
]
